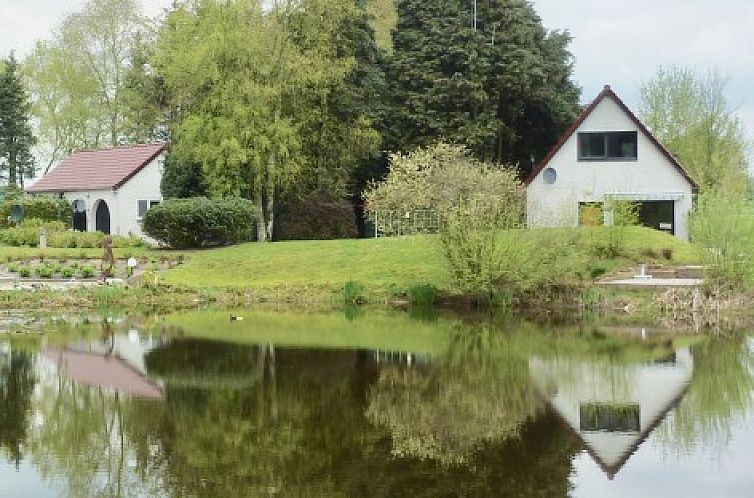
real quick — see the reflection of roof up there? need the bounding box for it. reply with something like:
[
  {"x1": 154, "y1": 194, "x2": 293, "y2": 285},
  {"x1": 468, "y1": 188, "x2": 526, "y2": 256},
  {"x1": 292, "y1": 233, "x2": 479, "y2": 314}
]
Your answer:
[
  {"x1": 27, "y1": 142, "x2": 167, "y2": 193},
  {"x1": 43, "y1": 349, "x2": 163, "y2": 399},
  {"x1": 529, "y1": 347, "x2": 694, "y2": 479}
]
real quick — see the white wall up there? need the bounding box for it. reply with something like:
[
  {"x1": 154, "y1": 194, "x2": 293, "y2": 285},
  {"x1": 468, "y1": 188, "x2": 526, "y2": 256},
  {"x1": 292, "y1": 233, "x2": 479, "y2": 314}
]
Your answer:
[
  {"x1": 63, "y1": 153, "x2": 164, "y2": 238},
  {"x1": 527, "y1": 96, "x2": 695, "y2": 240}
]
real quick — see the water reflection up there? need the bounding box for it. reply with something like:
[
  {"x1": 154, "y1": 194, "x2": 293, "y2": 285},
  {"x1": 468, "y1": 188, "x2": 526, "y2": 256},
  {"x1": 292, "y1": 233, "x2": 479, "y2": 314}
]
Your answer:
[
  {"x1": 529, "y1": 346, "x2": 693, "y2": 478},
  {"x1": 0, "y1": 340, "x2": 36, "y2": 467},
  {"x1": 0, "y1": 312, "x2": 751, "y2": 497}
]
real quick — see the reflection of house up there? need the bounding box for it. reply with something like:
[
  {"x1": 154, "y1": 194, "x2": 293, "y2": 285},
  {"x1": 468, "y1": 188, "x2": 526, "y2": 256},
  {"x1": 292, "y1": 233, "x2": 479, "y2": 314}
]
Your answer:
[
  {"x1": 529, "y1": 347, "x2": 694, "y2": 478},
  {"x1": 526, "y1": 86, "x2": 698, "y2": 239},
  {"x1": 27, "y1": 142, "x2": 167, "y2": 237},
  {"x1": 43, "y1": 329, "x2": 164, "y2": 399}
]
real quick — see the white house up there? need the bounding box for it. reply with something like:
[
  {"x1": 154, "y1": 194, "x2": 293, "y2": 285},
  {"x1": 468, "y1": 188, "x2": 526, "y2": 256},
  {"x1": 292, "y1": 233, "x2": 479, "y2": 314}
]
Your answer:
[
  {"x1": 526, "y1": 85, "x2": 698, "y2": 240},
  {"x1": 529, "y1": 345, "x2": 694, "y2": 479},
  {"x1": 27, "y1": 142, "x2": 167, "y2": 238}
]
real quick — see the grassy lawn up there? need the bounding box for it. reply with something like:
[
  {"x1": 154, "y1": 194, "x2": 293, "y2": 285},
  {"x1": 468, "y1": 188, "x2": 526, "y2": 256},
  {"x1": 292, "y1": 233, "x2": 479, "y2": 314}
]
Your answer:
[
  {"x1": 162, "y1": 226, "x2": 699, "y2": 291},
  {"x1": 163, "y1": 235, "x2": 450, "y2": 290}
]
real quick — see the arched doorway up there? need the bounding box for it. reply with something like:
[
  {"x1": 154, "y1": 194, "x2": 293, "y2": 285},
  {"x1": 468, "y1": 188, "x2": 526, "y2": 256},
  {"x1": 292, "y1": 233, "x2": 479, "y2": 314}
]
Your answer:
[
  {"x1": 72, "y1": 199, "x2": 87, "y2": 232},
  {"x1": 94, "y1": 200, "x2": 111, "y2": 234}
]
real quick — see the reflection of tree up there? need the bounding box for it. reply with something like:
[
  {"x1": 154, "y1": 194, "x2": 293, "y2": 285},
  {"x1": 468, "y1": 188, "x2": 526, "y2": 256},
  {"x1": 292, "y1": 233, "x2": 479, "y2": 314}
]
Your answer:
[
  {"x1": 657, "y1": 336, "x2": 754, "y2": 452},
  {"x1": 0, "y1": 348, "x2": 36, "y2": 465},
  {"x1": 336, "y1": 410, "x2": 579, "y2": 498},
  {"x1": 152, "y1": 345, "x2": 310, "y2": 497},
  {"x1": 366, "y1": 325, "x2": 544, "y2": 465},
  {"x1": 29, "y1": 372, "x2": 166, "y2": 497}
]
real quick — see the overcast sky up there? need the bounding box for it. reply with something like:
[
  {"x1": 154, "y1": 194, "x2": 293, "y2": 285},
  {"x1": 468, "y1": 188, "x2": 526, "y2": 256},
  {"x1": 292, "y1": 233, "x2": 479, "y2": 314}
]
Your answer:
[
  {"x1": 1, "y1": 0, "x2": 752, "y2": 142},
  {"x1": 532, "y1": 0, "x2": 754, "y2": 140}
]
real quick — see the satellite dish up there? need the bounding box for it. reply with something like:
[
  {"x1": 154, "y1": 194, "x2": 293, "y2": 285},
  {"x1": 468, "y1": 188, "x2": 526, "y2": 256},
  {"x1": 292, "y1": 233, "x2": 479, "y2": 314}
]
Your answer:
[
  {"x1": 543, "y1": 168, "x2": 557, "y2": 185},
  {"x1": 73, "y1": 199, "x2": 86, "y2": 213},
  {"x1": 9, "y1": 204, "x2": 24, "y2": 224}
]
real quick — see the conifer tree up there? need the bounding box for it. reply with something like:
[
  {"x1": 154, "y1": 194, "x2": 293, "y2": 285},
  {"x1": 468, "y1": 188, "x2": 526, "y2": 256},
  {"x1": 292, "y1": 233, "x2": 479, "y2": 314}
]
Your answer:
[
  {"x1": 0, "y1": 53, "x2": 37, "y2": 188},
  {"x1": 387, "y1": 0, "x2": 580, "y2": 176}
]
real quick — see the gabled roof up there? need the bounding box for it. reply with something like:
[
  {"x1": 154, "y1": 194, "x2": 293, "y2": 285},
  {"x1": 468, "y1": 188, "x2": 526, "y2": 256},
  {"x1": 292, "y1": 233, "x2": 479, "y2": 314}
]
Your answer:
[
  {"x1": 27, "y1": 142, "x2": 167, "y2": 193},
  {"x1": 525, "y1": 85, "x2": 698, "y2": 189}
]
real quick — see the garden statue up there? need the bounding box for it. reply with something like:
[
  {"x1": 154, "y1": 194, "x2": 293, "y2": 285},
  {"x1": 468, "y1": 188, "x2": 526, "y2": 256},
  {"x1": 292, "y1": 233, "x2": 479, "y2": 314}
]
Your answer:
[{"x1": 101, "y1": 235, "x2": 115, "y2": 280}]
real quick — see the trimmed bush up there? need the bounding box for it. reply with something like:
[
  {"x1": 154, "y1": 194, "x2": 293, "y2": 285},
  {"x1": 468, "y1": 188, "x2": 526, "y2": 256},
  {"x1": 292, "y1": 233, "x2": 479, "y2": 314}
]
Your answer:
[
  {"x1": 142, "y1": 197, "x2": 255, "y2": 249},
  {"x1": 0, "y1": 197, "x2": 71, "y2": 227}
]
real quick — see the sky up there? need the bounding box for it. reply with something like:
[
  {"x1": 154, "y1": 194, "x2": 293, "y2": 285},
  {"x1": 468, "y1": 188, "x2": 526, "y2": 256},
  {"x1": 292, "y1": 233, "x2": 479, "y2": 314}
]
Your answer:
[
  {"x1": 0, "y1": 0, "x2": 753, "y2": 142},
  {"x1": 531, "y1": 0, "x2": 754, "y2": 141}
]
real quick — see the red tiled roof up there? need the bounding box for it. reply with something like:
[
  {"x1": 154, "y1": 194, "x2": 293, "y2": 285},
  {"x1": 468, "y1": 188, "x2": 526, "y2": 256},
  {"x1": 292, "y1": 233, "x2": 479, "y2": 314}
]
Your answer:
[
  {"x1": 27, "y1": 142, "x2": 167, "y2": 193},
  {"x1": 525, "y1": 85, "x2": 698, "y2": 189}
]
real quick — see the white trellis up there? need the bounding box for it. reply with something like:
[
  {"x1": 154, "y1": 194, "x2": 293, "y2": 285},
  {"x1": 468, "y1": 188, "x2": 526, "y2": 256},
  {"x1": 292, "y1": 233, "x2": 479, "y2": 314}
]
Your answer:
[{"x1": 371, "y1": 209, "x2": 441, "y2": 238}]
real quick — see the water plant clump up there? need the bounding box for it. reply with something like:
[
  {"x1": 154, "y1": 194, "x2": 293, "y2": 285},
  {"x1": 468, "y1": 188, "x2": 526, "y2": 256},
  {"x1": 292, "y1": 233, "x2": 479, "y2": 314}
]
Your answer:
[{"x1": 343, "y1": 280, "x2": 367, "y2": 305}]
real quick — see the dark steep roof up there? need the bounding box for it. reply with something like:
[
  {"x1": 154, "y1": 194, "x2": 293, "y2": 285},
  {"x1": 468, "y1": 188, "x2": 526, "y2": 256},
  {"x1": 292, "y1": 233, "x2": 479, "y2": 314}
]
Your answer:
[
  {"x1": 525, "y1": 85, "x2": 698, "y2": 189},
  {"x1": 27, "y1": 142, "x2": 167, "y2": 193}
]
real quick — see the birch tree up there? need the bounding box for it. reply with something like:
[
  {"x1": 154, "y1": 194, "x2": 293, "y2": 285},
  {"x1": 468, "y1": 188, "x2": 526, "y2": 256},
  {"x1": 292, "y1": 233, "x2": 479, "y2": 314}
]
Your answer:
[
  {"x1": 154, "y1": 0, "x2": 358, "y2": 241},
  {"x1": 25, "y1": 0, "x2": 151, "y2": 171}
]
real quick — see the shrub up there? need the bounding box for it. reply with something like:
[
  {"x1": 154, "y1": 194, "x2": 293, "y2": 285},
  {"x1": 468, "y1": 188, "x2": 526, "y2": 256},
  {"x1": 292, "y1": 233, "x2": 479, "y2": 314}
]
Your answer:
[
  {"x1": 36, "y1": 265, "x2": 54, "y2": 278},
  {"x1": 62, "y1": 267, "x2": 75, "y2": 278},
  {"x1": 18, "y1": 266, "x2": 31, "y2": 278},
  {"x1": 0, "y1": 197, "x2": 71, "y2": 227},
  {"x1": 142, "y1": 197, "x2": 255, "y2": 248},
  {"x1": 689, "y1": 190, "x2": 754, "y2": 288},
  {"x1": 365, "y1": 143, "x2": 524, "y2": 236},
  {"x1": 81, "y1": 266, "x2": 95, "y2": 278},
  {"x1": 599, "y1": 198, "x2": 640, "y2": 258}
]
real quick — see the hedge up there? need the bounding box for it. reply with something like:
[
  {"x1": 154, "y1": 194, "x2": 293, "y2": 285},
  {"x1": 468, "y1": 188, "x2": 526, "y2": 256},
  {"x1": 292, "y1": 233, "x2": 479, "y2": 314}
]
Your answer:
[
  {"x1": 142, "y1": 197, "x2": 255, "y2": 249},
  {"x1": 0, "y1": 197, "x2": 71, "y2": 227},
  {"x1": 0, "y1": 219, "x2": 144, "y2": 248}
]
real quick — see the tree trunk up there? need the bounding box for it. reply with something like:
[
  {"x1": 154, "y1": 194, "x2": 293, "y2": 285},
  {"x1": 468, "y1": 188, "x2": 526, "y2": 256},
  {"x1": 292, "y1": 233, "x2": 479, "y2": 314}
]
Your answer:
[
  {"x1": 254, "y1": 187, "x2": 267, "y2": 242},
  {"x1": 265, "y1": 178, "x2": 275, "y2": 241}
]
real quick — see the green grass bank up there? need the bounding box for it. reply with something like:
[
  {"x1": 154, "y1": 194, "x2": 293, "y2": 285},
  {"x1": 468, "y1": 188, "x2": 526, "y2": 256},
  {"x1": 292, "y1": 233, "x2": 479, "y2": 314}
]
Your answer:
[{"x1": 163, "y1": 226, "x2": 697, "y2": 295}]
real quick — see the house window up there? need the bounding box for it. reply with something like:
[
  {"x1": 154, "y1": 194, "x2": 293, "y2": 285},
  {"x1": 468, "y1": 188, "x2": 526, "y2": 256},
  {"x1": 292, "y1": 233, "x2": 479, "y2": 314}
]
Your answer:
[
  {"x1": 580, "y1": 402, "x2": 640, "y2": 433},
  {"x1": 137, "y1": 200, "x2": 160, "y2": 220},
  {"x1": 578, "y1": 132, "x2": 637, "y2": 160}
]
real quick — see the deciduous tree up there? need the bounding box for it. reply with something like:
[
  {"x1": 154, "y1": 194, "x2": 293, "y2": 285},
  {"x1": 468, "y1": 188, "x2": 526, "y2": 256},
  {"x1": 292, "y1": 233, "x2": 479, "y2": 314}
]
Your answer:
[
  {"x1": 24, "y1": 0, "x2": 152, "y2": 170},
  {"x1": 154, "y1": 0, "x2": 379, "y2": 241},
  {"x1": 639, "y1": 67, "x2": 749, "y2": 194}
]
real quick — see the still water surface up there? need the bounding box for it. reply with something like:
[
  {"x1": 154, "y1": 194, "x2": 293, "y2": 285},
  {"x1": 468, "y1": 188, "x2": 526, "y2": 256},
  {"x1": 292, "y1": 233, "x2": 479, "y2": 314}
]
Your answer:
[{"x1": 0, "y1": 311, "x2": 752, "y2": 497}]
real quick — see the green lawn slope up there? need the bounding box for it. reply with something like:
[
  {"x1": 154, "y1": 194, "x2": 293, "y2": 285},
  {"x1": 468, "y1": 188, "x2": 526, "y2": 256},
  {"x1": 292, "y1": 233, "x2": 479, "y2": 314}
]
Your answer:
[{"x1": 163, "y1": 226, "x2": 698, "y2": 293}]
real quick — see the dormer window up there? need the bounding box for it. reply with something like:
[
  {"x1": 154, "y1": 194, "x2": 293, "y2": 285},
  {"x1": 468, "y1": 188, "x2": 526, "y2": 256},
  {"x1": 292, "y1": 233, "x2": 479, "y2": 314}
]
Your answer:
[{"x1": 578, "y1": 131, "x2": 637, "y2": 161}]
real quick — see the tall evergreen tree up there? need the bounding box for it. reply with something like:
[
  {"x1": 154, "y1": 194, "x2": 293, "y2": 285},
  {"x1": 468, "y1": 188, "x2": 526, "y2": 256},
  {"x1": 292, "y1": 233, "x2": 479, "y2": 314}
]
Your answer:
[
  {"x1": 0, "y1": 53, "x2": 37, "y2": 188},
  {"x1": 387, "y1": 0, "x2": 580, "y2": 176}
]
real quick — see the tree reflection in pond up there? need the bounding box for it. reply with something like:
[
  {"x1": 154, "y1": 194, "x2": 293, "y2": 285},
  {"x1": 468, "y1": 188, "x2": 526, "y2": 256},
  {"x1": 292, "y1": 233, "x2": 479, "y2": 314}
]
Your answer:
[
  {"x1": 366, "y1": 324, "x2": 544, "y2": 465},
  {"x1": 657, "y1": 336, "x2": 754, "y2": 452},
  {"x1": 0, "y1": 342, "x2": 36, "y2": 467}
]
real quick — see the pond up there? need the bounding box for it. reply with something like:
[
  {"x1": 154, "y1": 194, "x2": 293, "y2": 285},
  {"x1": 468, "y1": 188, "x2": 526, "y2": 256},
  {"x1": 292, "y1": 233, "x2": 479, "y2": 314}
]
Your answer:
[{"x1": 0, "y1": 310, "x2": 752, "y2": 497}]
